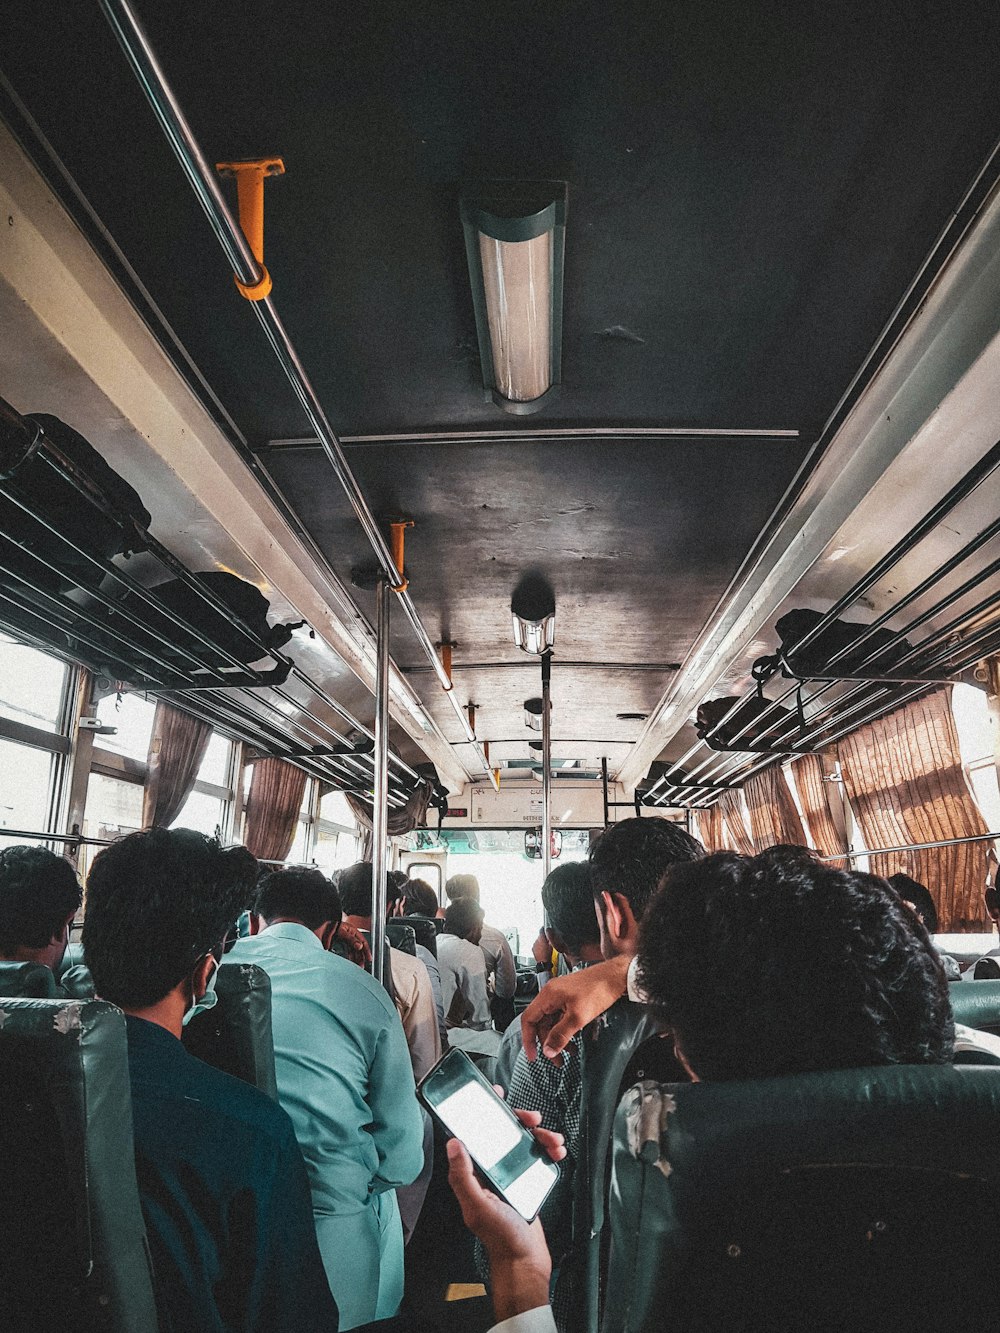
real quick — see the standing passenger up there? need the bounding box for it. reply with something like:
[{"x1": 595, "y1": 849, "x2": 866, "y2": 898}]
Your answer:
[
  {"x1": 227, "y1": 866, "x2": 423, "y2": 1329},
  {"x1": 446, "y1": 872, "x2": 517, "y2": 1029}
]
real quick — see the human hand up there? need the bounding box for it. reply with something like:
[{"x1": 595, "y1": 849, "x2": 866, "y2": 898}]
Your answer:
[
  {"x1": 334, "y1": 921, "x2": 372, "y2": 968},
  {"x1": 531, "y1": 929, "x2": 552, "y2": 967},
  {"x1": 520, "y1": 953, "x2": 633, "y2": 1065},
  {"x1": 446, "y1": 1099, "x2": 565, "y2": 1322}
]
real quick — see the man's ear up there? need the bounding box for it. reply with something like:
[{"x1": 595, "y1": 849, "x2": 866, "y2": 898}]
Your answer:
[
  {"x1": 599, "y1": 890, "x2": 639, "y2": 953},
  {"x1": 191, "y1": 953, "x2": 216, "y2": 1001}
]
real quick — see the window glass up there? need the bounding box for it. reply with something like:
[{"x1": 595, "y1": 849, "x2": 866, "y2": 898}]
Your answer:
[
  {"x1": 198, "y1": 732, "x2": 233, "y2": 789},
  {"x1": 172, "y1": 788, "x2": 225, "y2": 838},
  {"x1": 313, "y1": 827, "x2": 360, "y2": 874},
  {"x1": 319, "y1": 789, "x2": 357, "y2": 829},
  {"x1": 0, "y1": 635, "x2": 69, "y2": 732},
  {"x1": 84, "y1": 771, "x2": 143, "y2": 839},
  {"x1": 286, "y1": 817, "x2": 310, "y2": 866},
  {"x1": 0, "y1": 738, "x2": 56, "y2": 848},
  {"x1": 95, "y1": 693, "x2": 156, "y2": 761}
]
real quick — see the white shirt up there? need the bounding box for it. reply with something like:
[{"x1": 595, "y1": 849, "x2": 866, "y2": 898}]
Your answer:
[
  {"x1": 437, "y1": 933, "x2": 492, "y2": 1030},
  {"x1": 480, "y1": 923, "x2": 517, "y2": 999},
  {"x1": 490, "y1": 1308, "x2": 556, "y2": 1332}
]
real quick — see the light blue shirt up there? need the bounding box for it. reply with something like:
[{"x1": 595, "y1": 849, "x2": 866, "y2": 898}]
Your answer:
[{"x1": 227, "y1": 922, "x2": 424, "y2": 1215}]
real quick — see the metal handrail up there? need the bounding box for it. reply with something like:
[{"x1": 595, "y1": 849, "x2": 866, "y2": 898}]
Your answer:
[
  {"x1": 819, "y1": 831, "x2": 1000, "y2": 861},
  {"x1": 99, "y1": 0, "x2": 499, "y2": 791}
]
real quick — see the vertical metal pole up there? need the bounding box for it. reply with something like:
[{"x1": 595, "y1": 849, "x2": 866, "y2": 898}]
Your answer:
[
  {"x1": 601, "y1": 756, "x2": 610, "y2": 829},
  {"x1": 542, "y1": 651, "x2": 553, "y2": 881},
  {"x1": 371, "y1": 577, "x2": 390, "y2": 986}
]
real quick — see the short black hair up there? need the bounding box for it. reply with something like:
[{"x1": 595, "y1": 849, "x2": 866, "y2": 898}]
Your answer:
[
  {"x1": 589, "y1": 817, "x2": 704, "y2": 918},
  {"x1": 0, "y1": 846, "x2": 81, "y2": 954},
  {"x1": 337, "y1": 861, "x2": 392, "y2": 918},
  {"x1": 254, "y1": 867, "x2": 341, "y2": 931},
  {"x1": 220, "y1": 845, "x2": 261, "y2": 914},
  {"x1": 542, "y1": 862, "x2": 600, "y2": 954},
  {"x1": 402, "y1": 877, "x2": 439, "y2": 917},
  {"x1": 446, "y1": 873, "x2": 480, "y2": 902},
  {"x1": 83, "y1": 828, "x2": 246, "y2": 1009},
  {"x1": 888, "y1": 873, "x2": 939, "y2": 934},
  {"x1": 637, "y1": 852, "x2": 954, "y2": 1081},
  {"x1": 444, "y1": 897, "x2": 484, "y2": 940}
]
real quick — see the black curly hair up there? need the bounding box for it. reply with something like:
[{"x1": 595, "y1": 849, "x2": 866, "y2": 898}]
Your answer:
[
  {"x1": 0, "y1": 845, "x2": 81, "y2": 954},
  {"x1": 588, "y1": 816, "x2": 704, "y2": 918},
  {"x1": 637, "y1": 851, "x2": 954, "y2": 1080}
]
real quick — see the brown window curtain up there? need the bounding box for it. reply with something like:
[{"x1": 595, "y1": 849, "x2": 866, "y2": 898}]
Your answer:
[
  {"x1": 347, "y1": 782, "x2": 433, "y2": 863},
  {"x1": 793, "y1": 751, "x2": 849, "y2": 859},
  {"x1": 243, "y1": 757, "x2": 308, "y2": 863},
  {"x1": 837, "y1": 687, "x2": 994, "y2": 930},
  {"x1": 718, "y1": 788, "x2": 755, "y2": 856},
  {"x1": 697, "y1": 805, "x2": 727, "y2": 853},
  {"x1": 143, "y1": 700, "x2": 212, "y2": 829},
  {"x1": 744, "y1": 766, "x2": 807, "y2": 851}
]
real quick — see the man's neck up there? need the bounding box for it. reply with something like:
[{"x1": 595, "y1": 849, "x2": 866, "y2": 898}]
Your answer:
[
  {"x1": 0, "y1": 943, "x2": 60, "y2": 970},
  {"x1": 125, "y1": 993, "x2": 186, "y2": 1040}
]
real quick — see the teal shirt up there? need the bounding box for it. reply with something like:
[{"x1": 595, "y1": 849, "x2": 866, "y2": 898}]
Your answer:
[{"x1": 227, "y1": 922, "x2": 423, "y2": 1214}]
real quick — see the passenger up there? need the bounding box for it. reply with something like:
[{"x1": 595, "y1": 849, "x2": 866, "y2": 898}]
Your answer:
[
  {"x1": 0, "y1": 845, "x2": 81, "y2": 989},
  {"x1": 967, "y1": 879, "x2": 1000, "y2": 978},
  {"x1": 487, "y1": 862, "x2": 603, "y2": 1330},
  {"x1": 472, "y1": 852, "x2": 957, "y2": 1331},
  {"x1": 438, "y1": 896, "x2": 500, "y2": 1055},
  {"x1": 888, "y1": 871, "x2": 961, "y2": 979},
  {"x1": 338, "y1": 861, "x2": 442, "y2": 1081},
  {"x1": 219, "y1": 843, "x2": 261, "y2": 947},
  {"x1": 397, "y1": 876, "x2": 447, "y2": 1046},
  {"x1": 447, "y1": 872, "x2": 517, "y2": 1029},
  {"x1": 82, "y1": 829, "x2": 338, "y2": 1332},
  {"x1": 226, "y1": 865, "x2": 423, "y2": 1328}
]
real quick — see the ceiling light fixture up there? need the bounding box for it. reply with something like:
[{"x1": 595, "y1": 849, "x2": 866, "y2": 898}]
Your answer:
[
  {"x1": 461, "y1": 182, "x2": 567, "y2": 414},
  {"x1": 511, "y1": 571, "x2": 556, "y2": 655}
]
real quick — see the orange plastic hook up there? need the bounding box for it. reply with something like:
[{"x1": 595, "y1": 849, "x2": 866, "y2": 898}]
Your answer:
[
  {"x1": 216, "y1": 157, "x2": 285, "y2": 300},
  {"x1": 389, "y1": 519, "x2": 414, "y2": 593}
]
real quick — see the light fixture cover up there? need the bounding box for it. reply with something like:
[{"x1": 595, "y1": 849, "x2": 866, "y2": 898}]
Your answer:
[
  {"x1": 512, "y1": 609, "x2": 556, "y2": 655},
  {"x1": 461, "y1": 182, "x2": 567, "y2": 415}
]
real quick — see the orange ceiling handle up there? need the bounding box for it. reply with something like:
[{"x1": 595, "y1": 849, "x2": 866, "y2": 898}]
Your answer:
[
  {"x1": 439, "y1": 642, "x2": 454, "y2": 689},
  {"x1": 216, "y1": 156, "x2": 285, "y2": 301},
  {"x1": 389, "y1": 519, "x2": 414, "y2": 592},
  {"x1": 493, "y1": 768, "x2": 502, "y2": 788}
]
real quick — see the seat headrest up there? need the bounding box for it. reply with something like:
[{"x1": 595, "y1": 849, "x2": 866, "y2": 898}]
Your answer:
[{"x1": 0, "y1": 960, "x2": 58, "y2": 998}]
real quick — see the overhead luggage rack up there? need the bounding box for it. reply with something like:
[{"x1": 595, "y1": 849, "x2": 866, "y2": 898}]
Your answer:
[
  {"x1": 641, "y1": 435, "x2": 1000, "y2": 807},
  {"x1": 0, "y1": 397, "x2": 425, "y2": 802}
]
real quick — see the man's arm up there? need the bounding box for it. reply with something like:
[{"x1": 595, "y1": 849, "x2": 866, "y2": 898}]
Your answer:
[
  {"x1": 368, "y1": 1011, "x2": 426, "y2": 1191},
  {"x1": 494, "y1": 933, "x2": 518, "y2": 1000},
  {"x1": 519, "y1": 952, "x2": 634, "y2": 1065}
]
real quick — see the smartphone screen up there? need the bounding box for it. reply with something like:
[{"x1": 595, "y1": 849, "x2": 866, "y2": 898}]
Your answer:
[{"x1": 419, "y1": 1047, "x2": 560, "y2": 1221}]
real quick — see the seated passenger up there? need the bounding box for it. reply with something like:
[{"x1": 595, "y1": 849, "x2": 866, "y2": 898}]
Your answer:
[
  {"x1": 447, "y1": 872, "x2": 517, "y2": 1029},
  {"x1": 226, "y1": 866, "x2": 423, "y2": 1329},
  {"x1": 888, "y1": 871, "x2": 961, "y2": 979},
  {"x1": 338, "y1": 861, "x2": 442, "y2": 1081},
  {"x1": 82, "y1": 829, "x2": 338, "y2": 1331},
  {"x1": 438, "y1": 897, "x2": 501, "y2": 1055},
  {"x1": 0, "y1": 845, "x2": 87, "y2": 994},
  {"x1": 475, "y1": 852, "x2": 957, "y2": 1331},
  {"x1": 397, "y1": 876, "x2": 447, "y2": 1046}
]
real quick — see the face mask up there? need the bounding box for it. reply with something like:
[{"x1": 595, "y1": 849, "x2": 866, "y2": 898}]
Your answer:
[{"x1": 181, "y1": 958, "x2": 219, "y2": 1027}]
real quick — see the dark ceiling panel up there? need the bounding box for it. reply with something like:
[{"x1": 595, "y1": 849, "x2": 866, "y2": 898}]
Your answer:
[
  {"x1": 4, "y1": 0, "x2": 999, "y2": 441},
  {"x1": 262, "y1": 435, "x2": 806, "y2": 744}
]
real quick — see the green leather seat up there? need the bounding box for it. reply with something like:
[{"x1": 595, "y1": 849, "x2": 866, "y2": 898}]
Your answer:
[
  {"x1": 182, "y1": 961, "x2": 278, "y2": 1099},
  {"x1": 386, "y1": 919, "x2": 418, "y2": 956},
  {"x1": 949, "y1": 978, "x2": 1000, "y2": 1035},
  {"x1": 0, "y1": 997, "x2": 158, "y2": 1331},
  {"x1": 605, "y1": 1065, "x2": 1000, "y2": 1332},
  {"x1": 0, "y1": 959, "x2": 59, "y2": 997}
]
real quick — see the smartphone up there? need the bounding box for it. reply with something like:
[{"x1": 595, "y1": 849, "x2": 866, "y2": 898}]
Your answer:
[{"x1": 418, "y1": 1047, "x2": 560, "y2": 1221}]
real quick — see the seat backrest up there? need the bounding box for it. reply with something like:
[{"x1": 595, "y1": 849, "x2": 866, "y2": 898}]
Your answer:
[
  {"x1": 0, "y1": 959, "x2": 59, "y2": 998},
  {"x1": 403, "y1": 913, "x2": 439, "y2": 957},
  {"x1": 0, "y1": 997, "x2": 158, "y2": 1332},
  {"x1": 606, "y1": 1065, "x2": 1000, "y2": 1332},
  {"x1": 949, "y1": 978, "x2": 1000, "y2": 1035},
  {"x1": 182, "y1": 962, "x2": 278, "y2": 1099},
  {"x1": 387, "y1": 920, "x2": 417, "y2": 956},
  {"x1": 571, "y1": 998, "x2": 666, "y2": 1331}
]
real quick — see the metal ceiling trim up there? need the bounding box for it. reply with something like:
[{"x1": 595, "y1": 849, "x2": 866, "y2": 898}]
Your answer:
[{"x1": 260, "y1": 426, "x2": 802, "y2": 448}]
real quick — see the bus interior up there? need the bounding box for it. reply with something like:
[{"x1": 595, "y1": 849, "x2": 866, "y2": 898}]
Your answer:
[{"x1": 2, "y1": 1, "x2": 1000, "y2": 1329}]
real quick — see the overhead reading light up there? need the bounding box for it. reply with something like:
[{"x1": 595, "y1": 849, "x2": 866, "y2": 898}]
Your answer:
[
  {"x1": 461, "y1": 182, "x2": 567, "y2": 414},
  {"x1": 511, "y1": 571, "x2": 556, "y2": 655},
  {"x1": 524, "y1": 697, "x2": 545, "y2": 731}
]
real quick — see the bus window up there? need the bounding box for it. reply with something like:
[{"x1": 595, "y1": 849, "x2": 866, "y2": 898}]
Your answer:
[{"x1": 407, "y1": 862, "x2": 442, "y2": 897}]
